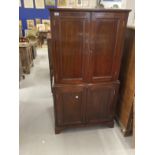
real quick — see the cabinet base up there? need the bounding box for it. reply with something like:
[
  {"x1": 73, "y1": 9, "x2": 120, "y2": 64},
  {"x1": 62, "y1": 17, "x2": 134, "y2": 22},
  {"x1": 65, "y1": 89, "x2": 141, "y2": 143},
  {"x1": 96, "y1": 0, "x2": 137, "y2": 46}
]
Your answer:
[
  {"x1": 106, "y1": 121, "x2": 114, "y2": 128},
  {"x1": 55, "y1": 120, "x2": 114, "y2": 134},
  {"x1": 55, "y1": 127, "x2": 64, "y2": 134}
]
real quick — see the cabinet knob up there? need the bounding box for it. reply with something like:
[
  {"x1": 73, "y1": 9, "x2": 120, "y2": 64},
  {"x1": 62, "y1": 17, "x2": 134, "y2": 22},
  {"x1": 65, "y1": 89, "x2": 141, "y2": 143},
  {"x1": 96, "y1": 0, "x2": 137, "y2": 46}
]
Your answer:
[{"x1": 75, "y1": 96, "x2": 79, "y2": 99}]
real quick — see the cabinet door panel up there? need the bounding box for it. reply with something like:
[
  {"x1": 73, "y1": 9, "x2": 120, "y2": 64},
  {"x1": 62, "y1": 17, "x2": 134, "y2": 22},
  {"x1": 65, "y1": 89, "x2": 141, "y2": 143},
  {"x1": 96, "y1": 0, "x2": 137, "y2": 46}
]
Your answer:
[
  {"x1": 86, "y1": 84, "x2": 118, "y2": 123},
  {"x1": 52, "y1": 12, "x2": 90, "y2": 84},
  {"x1": 92, "y1": 19, "x2": 117, "y2": 78},
  {"x1": 90, "y1": 13, "x2": 127, "y2": 82},
  {"x1": 54, "y1": 86, "x2": 85, "y2": 126}
]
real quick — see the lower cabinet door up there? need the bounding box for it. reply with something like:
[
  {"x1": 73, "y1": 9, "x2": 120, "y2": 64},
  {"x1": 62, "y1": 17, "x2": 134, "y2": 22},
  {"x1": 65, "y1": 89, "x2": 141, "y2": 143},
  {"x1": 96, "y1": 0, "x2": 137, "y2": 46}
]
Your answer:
[
  {"x1": 86, "y1": 84, "x2": 118, "y2": 123},
  {"x1": 54, "y1": 86, "x2": 85, "y2": 126}
]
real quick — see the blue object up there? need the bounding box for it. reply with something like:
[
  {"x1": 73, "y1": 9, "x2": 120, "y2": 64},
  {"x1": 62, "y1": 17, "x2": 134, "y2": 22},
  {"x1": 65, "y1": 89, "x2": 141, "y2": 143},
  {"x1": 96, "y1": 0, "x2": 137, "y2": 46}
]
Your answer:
[{"x1": 19, "y1": 0, "x2": 57, "y2": 35}]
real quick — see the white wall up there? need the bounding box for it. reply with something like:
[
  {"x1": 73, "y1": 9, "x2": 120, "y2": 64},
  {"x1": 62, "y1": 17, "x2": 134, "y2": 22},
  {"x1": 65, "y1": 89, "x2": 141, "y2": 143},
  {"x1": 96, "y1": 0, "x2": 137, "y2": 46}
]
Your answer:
[
  {"x1": 125, "y1": 0, "x2": 135, "y2": 26},
  {"x1": 66, "y1": 0, "x2": 135, "y2": 26},
  {"x1": 100, "y1": 0, "x2": 122, "y2": 8},
  {"x1": 100, "y1": 0, "x2": 135, "y2": 26}
]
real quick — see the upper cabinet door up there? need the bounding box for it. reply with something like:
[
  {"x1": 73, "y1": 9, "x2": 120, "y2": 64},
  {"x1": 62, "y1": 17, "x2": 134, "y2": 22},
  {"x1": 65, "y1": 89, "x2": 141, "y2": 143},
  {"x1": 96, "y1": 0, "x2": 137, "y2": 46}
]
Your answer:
[
  {"x1": 51, "y1": 12, "x2": 90, "y2": 84},
  {"x1": 90, "y1": 12, "x2": 128, "y2": 82}
]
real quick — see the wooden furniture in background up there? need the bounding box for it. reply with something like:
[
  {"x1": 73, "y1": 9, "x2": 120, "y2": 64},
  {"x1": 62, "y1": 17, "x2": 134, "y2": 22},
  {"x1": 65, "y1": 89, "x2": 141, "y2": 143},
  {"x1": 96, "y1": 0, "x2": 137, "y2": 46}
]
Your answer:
[
  {"x1": 19, "y1": 43, "x2": 33, "y2": 74},
  {"x1": 38, "y1": 31, "x2": 49, "y2": 47},
  {"x1": 25, "y1": 29, "x2": 38, "y2": 58},
  {"x1": 30, "y1": 41, "x2": 38, "y2": 59},
  {"x1": 116, "y1": 27, "x2": 135, "y2": 136},
  {"x1": 19, "y1": 54, "x2": 25, "y2": 82},
  {"x1": 49, "y1": 8, "x2": 130, "y2": 134}
]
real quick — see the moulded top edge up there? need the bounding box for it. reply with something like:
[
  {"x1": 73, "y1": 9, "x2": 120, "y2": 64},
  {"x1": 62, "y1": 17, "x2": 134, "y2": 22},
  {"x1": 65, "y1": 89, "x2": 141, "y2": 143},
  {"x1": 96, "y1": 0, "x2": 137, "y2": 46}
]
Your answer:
[{"x1": 49, "y1": 8, "x2": 131, "y2": 12}]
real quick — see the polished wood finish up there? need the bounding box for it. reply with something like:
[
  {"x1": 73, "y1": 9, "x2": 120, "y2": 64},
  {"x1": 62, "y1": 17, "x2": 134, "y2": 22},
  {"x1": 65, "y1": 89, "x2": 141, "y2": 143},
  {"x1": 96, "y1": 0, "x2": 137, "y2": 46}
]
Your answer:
[
  {"x1": 116, "y1": 27, "x2": 135, "y2": 136},
  {"x1": 53, "y1": 82, "x2": 119, "y2": 133},
  {"x1": 90, "y1": 12, "x2": 127, "y2": 82},
  {"x1": 53, "y1": 85, "x2": 85, "y2": 126},
  {"x1": 49, "y1": 8, "x2": 130, "y2": 134},
  {"x1": 52, "y1": 12, "x2": 90, "y2": 84},
  {"x1": 86, "y1": 83, "x2": 119, "y2": 124}
]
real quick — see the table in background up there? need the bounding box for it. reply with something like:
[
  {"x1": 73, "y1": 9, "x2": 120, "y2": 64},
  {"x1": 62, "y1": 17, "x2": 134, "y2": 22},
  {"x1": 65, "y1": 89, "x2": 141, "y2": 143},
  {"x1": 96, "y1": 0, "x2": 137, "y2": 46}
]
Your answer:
[
  {"x1": 19, "y1": 42, "x2": 33, "y2": 74},
  {"x1": 29, "y1": 40, "x2": 38, "y2": 59}
]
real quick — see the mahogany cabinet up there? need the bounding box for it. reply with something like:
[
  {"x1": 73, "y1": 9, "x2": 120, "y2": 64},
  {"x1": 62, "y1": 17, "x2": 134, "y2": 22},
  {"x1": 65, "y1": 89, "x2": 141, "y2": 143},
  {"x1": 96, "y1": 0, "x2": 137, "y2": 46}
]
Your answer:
[{"x1": 49, "y1": 8, "x2": 130, "y2": 134}]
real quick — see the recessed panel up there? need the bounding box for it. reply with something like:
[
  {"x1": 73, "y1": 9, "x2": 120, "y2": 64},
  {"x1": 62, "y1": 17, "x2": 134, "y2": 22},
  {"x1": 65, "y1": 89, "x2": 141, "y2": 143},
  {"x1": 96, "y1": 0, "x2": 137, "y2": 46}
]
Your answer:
[
  {"x1": 59, "y1": 20, "x2": 85, "y2": 79},
  {"x1": 92, "y1": 19, "x2": 118, "y2": 78},
  {"x1": 62, "y1": 92, "x2": 83, "y2": 124}
]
